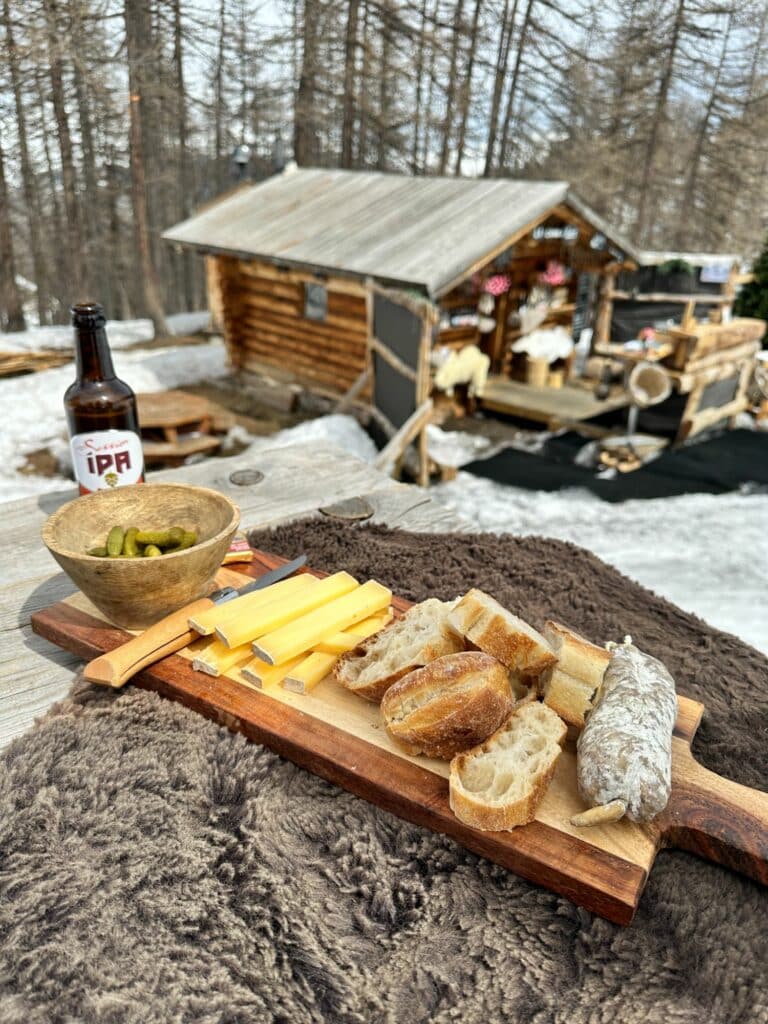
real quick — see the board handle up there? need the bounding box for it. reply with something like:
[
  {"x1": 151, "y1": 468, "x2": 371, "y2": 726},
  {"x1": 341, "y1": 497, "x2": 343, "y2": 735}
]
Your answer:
[
  {"x1": 661, "y1": 746, "x2": 768, "y2": 886},
  {"x1": 83, "y1": 597, "x2": 215, "y2": 689}
]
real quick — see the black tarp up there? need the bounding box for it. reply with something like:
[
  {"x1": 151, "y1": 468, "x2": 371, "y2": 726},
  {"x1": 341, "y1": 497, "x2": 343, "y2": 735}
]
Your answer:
[{"x1": 463, "y1": 429, "x2": 768, "y2": 502}]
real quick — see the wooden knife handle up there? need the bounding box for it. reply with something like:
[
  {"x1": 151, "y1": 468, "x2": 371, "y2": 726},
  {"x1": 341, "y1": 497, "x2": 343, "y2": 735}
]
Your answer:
[
  {"x1": 83, "y1": 597, "x2": 215, "y2": 689},
  {"x1": 661, "y1": 744, "x2": 768, "y2": 886}
]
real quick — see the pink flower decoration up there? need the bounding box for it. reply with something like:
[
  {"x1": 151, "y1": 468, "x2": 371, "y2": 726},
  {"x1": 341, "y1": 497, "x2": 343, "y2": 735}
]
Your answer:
[
  {"x1": 539, "y1": 260, "x2": 567, "y2": 286},
  {"x1": 484, "y1": 274, "x2": 511, "y2": 296}
]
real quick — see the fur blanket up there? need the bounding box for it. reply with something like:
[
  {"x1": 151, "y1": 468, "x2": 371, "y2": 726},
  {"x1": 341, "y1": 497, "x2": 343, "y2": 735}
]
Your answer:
[{"x1": 1, "y1": 519, "x2": 766, "y2": 1023}]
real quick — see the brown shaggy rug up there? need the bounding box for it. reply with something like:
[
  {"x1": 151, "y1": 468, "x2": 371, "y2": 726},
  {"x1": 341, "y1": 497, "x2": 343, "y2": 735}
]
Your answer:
[{"x1": 1, "y1": 519, "x2": 766, "y2": 1024}]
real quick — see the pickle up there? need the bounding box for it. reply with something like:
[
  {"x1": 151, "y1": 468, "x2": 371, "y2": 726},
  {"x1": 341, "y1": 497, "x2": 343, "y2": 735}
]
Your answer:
[
  {"x1": 136, "y1": 529, "x2": 181, "y2": 548},
  {"x1": 106, "y1": 526, "x2": 125, "y2": 558},
  {"x1": 87, "y1": 546, "x2": 107, "y2": 557},
  {"x1": 122, "y1": 527, "x2": 140, "y2": 558},
  {"x1": 143, "y1": 544, "x2": 163, "y2": 557},
  {"x1": 166, "y1": 529, "x2": 197, "y2": 552}
]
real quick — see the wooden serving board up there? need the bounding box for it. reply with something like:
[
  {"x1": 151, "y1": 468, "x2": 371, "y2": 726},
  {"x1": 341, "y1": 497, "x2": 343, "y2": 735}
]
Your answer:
[{"x1": 32, "y1": 550, "x2": 768, "y2": 925}]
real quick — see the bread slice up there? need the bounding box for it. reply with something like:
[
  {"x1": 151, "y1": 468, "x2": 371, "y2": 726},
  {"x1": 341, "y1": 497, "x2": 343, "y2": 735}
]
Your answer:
[
  {"x1": 334, "y1": 598, "x2": 464, "y2": 702},
  {"x1": 540, "y1": 666, "x2": 600, "y2": 729},
  {"x1": 447, "y1": 590, "x2": 556, "y2": 679},
  {"x1": 539, "y1": 622, "x2": 609, "y2": 728},
  {"x1": 381, "y1": 652, "x2": 514, "y2": 760},
  {"x1": 449, "y1": 701, "x2": 567, "y2": 831},
  {"x1": 541, "y1": 621, "x2": 609, "y2": 690}
]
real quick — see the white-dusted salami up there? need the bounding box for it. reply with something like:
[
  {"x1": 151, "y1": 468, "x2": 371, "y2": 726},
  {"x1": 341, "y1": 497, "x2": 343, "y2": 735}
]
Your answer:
[{"x1": 572, "y1": 638, "x2": 677, "y2": 826}]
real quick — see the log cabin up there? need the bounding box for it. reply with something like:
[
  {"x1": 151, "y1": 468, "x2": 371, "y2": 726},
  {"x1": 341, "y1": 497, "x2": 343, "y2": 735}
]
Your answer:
[{"x1": 163, "y1": 167, "x2": 640, "y2": 417}]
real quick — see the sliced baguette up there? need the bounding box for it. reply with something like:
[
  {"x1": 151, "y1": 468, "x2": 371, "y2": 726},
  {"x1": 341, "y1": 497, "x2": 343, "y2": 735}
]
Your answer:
[
  {"x1": 449, "y1": 701, "x2": 567, "y2": 831},
  {"x1": 540, "y1": 666, "x2": 600, "y2": 729},
  {"x1": 447, "y1": 589, "x2": 556, "y2": 678},
  {"x1": 381, "y1": 652, "x2": 514, "y2": 760},
  {"x1": 541, "y1": 621, "x2": 610, "y2": 690},
  {"x1": 334, "y1": 598, "x2": 464, "y2": 702}
]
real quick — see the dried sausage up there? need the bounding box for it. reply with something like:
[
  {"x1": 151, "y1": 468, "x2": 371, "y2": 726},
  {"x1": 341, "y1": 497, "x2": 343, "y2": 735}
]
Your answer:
[{"x1": 571, "y1": 638, "x2": 677, "y2": 826}]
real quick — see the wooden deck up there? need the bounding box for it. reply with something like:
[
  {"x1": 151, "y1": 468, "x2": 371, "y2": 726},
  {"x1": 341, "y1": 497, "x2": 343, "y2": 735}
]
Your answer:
[{"x1": 479, "y1": 376, "x2": 630, "y2": 428}]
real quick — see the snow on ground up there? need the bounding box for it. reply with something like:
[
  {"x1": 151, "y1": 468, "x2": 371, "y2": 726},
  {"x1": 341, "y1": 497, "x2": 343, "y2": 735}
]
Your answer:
[
  {"x1": 0, "y1": 312, "x2": 212, "y2": 353},
  {"x1": 0, "y1": 337, "x2": 228, "y2": 504},
  {"x1": 431, "y1": 472, "x2": 768, "y2": 655}
]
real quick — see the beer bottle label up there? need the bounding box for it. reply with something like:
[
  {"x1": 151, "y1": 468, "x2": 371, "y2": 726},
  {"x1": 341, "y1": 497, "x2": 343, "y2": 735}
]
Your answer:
[{"x1": 70, "y1": 430, "x2": 145, "y2": 494}]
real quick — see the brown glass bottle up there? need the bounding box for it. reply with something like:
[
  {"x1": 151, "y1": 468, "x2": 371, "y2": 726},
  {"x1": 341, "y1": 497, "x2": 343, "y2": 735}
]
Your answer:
[{"x1": 64, "y1": 301, "x2": 145, "y2": 494}]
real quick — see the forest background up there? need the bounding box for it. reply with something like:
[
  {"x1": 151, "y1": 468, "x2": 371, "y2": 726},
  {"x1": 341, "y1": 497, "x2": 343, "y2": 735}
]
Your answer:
[{"x1": 1, "y1": 0, "x2": 767, "y2": 333}]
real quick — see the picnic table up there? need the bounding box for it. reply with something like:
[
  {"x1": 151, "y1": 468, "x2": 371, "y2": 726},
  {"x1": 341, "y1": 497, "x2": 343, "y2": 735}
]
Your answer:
[{"x1": 0, "y1": 441, "x2": 467, "y2": 749}]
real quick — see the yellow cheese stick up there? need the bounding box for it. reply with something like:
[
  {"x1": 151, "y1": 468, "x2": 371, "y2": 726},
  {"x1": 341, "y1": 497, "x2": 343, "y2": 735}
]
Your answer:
[
  {"x1": 240, "y1": 655, "x2": 304, "y2": 689},
  {"x1": 189, "y1": 573, "x2": 317, "y2": 635},
  {"x1": 253, "y1": 579, "x2": 392, "y2": 666},
  {"x1": 216, "y1": 572, "x2": 359, "y2": 649},
  {"x1": 314, "y1": 609, "x2": 393, "y2": 655},
  {"x1": 282, "y1": 651, "x2": 338, "y2": 694},
  {"x1": 192, "y1": 638, "x2": 252, "y2": 677}
]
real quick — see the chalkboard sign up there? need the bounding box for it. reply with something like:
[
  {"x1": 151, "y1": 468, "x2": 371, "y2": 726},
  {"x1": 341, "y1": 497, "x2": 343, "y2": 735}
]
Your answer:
[
  {"x1": 572, "y1": 272, "x2": 596, "y2": 341},
  {"x1": 372, "y1": 292, "x2": 425, "y2": 430}
]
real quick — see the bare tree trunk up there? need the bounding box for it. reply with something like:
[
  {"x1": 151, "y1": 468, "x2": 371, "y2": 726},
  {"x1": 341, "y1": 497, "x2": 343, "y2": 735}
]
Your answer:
[
  {"x1": 173, "y1": 0, "x2": 194, "y2": 308},
  {"x1": 69, "y1": 0, "x2": 106, "y2": 304},
  {"x1": 420, "y1": 7, "x2": 439, "y2": 171},
  {"x1": 376, "y1": 2, "x2": 393, "y2": 169},
  {"x1": 214, "y1": 0, "x2": 228, "y2": 190},
  {"x1": 2, "y1": 0, "x2": 50, "y2": 324},
  {"x1": 294, "y1": 0, "x2": 320, "y2": 165},
  {"x1": 635, "y1": 0, "x2": 685, "y2": 243},
  {"x1": 125, "y1": 0, "x2": 169, "y2": 335},
  {"x1": 498, "y1": 0, "x2": 534, "y2": 172},
  {"x1": 0, "y1": 139, "x2": 27, "y2": 332},
  {"x1": 34, "y1": 67, "x2": 68, "y2": 319},
  {"x1": 43, "y1": 0, "x2": 85, "y2": 298},
  {"x1": 356, "y1": 0, "x2": 371, "y2": 165},
  {"x1": 340, "y1": 0, "x2": 360, "y2": 167},
  {"x1": 438, "y1": 0, "x2": 465, "y2": 174},
  {"x1": 454, "y1": 0, "x2": 483, "y2": 174},
  {"x1": 410, "y1": 0, "x2": 430, "y2": 172},
  {"x1": 674, "y1": 13, "x2": 732, "y2": 249},
  {"x1": 483, "y1": 0, "x2": 515, "y2": 176}
]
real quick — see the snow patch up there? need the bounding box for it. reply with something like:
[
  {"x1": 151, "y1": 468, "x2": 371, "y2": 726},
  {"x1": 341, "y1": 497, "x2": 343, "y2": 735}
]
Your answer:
[{"x1": 0, "y1": 311, "x2": 211, "y2": 353}]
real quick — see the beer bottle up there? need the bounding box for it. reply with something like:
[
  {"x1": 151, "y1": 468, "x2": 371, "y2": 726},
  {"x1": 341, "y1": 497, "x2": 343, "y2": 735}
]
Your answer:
[{"x1": 64, "y1": 301, "x2": 145, "y2": 494}]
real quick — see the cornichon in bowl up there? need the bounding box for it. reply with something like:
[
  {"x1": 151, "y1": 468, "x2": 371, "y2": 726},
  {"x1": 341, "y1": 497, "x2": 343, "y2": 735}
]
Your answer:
[{"x1": 87, "y1": 525, "x2": 199, "y2": 557}]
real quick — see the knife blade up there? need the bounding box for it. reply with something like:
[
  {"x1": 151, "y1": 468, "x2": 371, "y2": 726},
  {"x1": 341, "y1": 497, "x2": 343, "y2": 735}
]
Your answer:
[{"x1": 82, "y1": 554, "x2": 308, "y2": 689}]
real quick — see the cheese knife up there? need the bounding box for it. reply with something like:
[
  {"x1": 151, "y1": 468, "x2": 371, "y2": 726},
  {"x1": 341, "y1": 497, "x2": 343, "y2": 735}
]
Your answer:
[{"x1": 83, "y1": 554, "x2": 308, "y2": 689}]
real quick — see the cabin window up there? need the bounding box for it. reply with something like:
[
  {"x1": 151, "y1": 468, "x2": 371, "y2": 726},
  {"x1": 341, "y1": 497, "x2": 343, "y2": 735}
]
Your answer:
[{"x1": 304, "y1": 283, "x2": 328, "y2": 321}]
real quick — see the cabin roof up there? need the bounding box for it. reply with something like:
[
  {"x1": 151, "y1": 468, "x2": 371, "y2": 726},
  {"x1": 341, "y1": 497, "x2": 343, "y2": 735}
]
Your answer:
[
  {"x1": 163, "y1": 168, "x2": 640, "y2": 297},
  {"x1": 637, "y1": 250, "x2": 741, "y2": 268}
]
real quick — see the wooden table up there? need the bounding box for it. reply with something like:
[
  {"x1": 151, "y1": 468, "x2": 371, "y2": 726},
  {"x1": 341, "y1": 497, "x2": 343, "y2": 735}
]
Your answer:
[
  {"x1": 0, "y1": 442, "x2": 468, "y2": 751},
  {"x1": 137, "y1": 390, "x2": 233, "y2": 465}
]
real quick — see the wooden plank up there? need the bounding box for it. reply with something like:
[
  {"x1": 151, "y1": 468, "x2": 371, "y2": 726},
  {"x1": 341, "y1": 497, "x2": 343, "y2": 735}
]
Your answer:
[
  {"x1": 333, "y1": 368, "x2": 370, "y2": 414},
  {"x1": 610, "y1": 291, "x2": 730, "y2": 305},
  {"x1": 369, "y1": 336, "x2": 419, "y2": 383},
  {"x1": 480, "y1": 377, "x2": 629, "y2": 424},
  {"x1": 374, "y1": 400, "x2": 433, "y2": 474}
]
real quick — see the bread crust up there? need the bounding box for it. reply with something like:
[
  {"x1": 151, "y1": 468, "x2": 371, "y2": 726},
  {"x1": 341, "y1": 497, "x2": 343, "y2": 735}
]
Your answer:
[
  {"x1": 449, "y1": 701, "x2": 566, "y2": 831},
  {"x1": 542, "y1": 620, "x2": 609, "y2": 689},
  {"x1": 381, "y1": 652, "x2": 513, "y2": 760},
  {"x1": 448, "y1": 590, "x2": 556, "y2": 677}
]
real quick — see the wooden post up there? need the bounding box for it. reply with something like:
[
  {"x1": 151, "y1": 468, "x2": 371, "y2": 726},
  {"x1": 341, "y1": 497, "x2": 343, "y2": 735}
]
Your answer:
[
  {"x1": 490, "y1": 290, "x2": 510, "y2": 372},
  {"x1": 594, "y1": 267, "x2": 618, "y2": 349}
]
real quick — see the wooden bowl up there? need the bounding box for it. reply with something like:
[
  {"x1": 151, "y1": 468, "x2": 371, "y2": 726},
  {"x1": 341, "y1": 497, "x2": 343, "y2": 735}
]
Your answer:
[{"x1": 42, "y1": 483, "x2": 240, "y2": 629}]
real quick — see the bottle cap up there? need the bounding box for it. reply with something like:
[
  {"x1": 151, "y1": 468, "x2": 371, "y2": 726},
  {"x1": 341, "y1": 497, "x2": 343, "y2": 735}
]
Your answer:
[{"x1": 71, "y1": 301, "x2": 106, "y2": 328}]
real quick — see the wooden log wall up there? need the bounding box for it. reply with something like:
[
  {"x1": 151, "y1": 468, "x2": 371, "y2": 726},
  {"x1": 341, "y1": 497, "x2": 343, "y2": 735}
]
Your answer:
[{"x1": 213, "y1": 256, "x2": 370, "y2": 394}]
